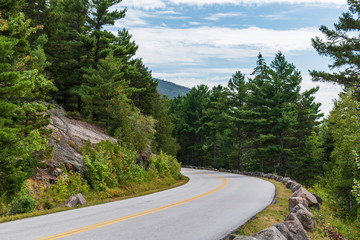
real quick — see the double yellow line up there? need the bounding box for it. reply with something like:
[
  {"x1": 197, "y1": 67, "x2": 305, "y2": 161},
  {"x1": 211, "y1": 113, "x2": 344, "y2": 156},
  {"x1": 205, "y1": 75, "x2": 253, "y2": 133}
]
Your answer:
[{"x1": 38, "y1": 172, "x2": 228, "y2": 240}]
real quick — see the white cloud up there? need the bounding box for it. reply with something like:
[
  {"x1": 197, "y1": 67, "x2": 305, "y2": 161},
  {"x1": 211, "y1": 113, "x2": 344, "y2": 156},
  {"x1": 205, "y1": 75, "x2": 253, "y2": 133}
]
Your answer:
[
  {"x1": 118, "y1": 0, "x2": 166, "y2": 10},
  {"x1": 115, "y1": 9, "x2": 150, "y2": 27},
  {"x1": 301, "y1": 75, "x2": 342, "y2": 116},
  {"x1": 127, "y1": 26, "x2": 320, "y2": 66},
  {"x1": 118, "y1": 0, "x2": 346, "y2": 10},
  {"x1": 205, "y1": 13, "x2": 244, "y2": 21},
  {"x1": 169, "y1": 0, "x2": 346, "y2": 7}
]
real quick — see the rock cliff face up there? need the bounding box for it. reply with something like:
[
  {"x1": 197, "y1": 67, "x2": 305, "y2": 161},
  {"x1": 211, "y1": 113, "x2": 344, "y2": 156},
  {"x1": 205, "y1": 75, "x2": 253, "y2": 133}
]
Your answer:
[{"x1": 47, "y1": 106, "x2": 115, "y2": 173}]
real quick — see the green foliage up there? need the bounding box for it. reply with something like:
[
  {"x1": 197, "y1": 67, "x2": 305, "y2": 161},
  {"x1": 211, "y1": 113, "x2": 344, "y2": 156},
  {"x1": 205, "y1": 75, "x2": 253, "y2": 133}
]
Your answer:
[
  {"x1": 323, "y1": 89, "x2": 360, "y2": 219},
  {"x1": 8, "y1": 186, "x2": 37, "y2": 215},
  {"x1": 352, "y1": 151, "x2": 360, "y2": 205},
  {"x1": 0, "y1": 8, "x2": 55, "y2": 198},
  {"x1": 171, "y1": 52, "x2": 322, "y2": 178},
  {"x1": 78, "y1": 52, "x2": 127, "y2": 124},
  {"x1": 150, "y1": 151, "x2": 182, "y2": 180},
  {"x1": 83, "y1": 140, "x2": 182, "y2": 192},
  {"x1": 170, "y1": 85, "x2": 211, "y2": 166},
  {"x1": 311, "y1": 0, "x2": 360, "y2": 93}
]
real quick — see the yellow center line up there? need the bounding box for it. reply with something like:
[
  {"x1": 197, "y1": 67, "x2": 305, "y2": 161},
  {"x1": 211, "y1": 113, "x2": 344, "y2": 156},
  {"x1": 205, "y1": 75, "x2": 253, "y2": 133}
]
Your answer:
[{"x1": 37, "y1": 172, "x2": 228, "y2": 240}]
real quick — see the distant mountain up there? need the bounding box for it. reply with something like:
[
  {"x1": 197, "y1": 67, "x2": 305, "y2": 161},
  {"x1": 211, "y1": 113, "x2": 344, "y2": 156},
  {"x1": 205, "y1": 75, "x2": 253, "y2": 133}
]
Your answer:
[{"x1": 156, "y1": 79, "x2": 191, "y2": 99}]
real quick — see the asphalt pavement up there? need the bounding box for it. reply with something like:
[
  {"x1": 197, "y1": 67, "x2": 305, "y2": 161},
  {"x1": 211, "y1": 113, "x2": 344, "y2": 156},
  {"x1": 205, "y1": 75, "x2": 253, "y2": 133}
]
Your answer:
[{"x1": 0, "y1": 168, "x2": 275, "y2": 240}]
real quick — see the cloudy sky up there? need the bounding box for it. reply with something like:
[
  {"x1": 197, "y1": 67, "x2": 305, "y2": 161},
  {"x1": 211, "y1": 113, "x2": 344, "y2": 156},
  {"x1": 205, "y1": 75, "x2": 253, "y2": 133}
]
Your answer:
[{"x1": 110, "y1": 0, "x2": 348, "y2": 116}]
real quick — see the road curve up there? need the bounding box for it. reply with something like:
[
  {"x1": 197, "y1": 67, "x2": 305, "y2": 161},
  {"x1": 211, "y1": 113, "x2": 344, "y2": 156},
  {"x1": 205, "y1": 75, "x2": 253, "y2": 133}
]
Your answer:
[{"x1": 0, "y1": 168, "x2": 275, "y2": 240}]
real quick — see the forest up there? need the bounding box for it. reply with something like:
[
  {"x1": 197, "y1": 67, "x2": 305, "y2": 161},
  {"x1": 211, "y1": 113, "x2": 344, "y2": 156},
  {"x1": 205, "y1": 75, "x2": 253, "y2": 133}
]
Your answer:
[
  {"x1": 0, "y1": 0, "x2": 360, "y2": 237},
  {"x1": 0, "y1": 0, "x2": 181, "y2": 216}
]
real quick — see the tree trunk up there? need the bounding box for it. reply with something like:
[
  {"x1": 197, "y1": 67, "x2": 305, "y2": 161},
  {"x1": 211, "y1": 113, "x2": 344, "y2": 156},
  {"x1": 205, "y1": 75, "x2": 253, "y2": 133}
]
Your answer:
[
  {"x1": 213, "y1": 130, "x2": 217, "y2": 168},
  {"x1": 279, "y1": 131, "x2": 285, "y2": 176},
  {"x1": 238, "y1": 128, "x2": 243, "y2": 171}
]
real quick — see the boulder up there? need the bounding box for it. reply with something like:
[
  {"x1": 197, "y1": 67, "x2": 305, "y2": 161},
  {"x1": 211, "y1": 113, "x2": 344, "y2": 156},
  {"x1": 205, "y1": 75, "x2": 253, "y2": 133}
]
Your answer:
[
  {"x1": 291, "y1": 187, "x2": 318, "y2": 208},
  {"x1": 277, "y1": 176, "x2": 284, "y2": 182},
  {"x1": 282, "y1": 177, "x2": 291, "y2": 185},
  {"x1": 290, "y1": 183, "x2": 302, "y2": 193},
  {"x1": 265, "y1": 173, "x2": 272, "y2": 179},
  {"x1": 288, "y1": 197, "x2": 309, "y2": 211},
  {"x1": 294, "y1": 209, "x2": 315, "y2": 233},
  {"x1": 286, "y1": 180, "x2": 301, "y2": 192},
  {"x1": 274, "y1": 223, "x2": 294, "y2": 240},
  {"x1": 312, "y1": 193, "x2": 322, "y2": 205},
  {"x1": 251, "y1": 226, "x2": 287, "y2": 240},
  {"x1": 290, "y1": 204, "x2": 310, "y2": 214},
  {"x1": 52, "y1": 168, "x2": 63, "y2": 177},
  {"x1": 59, "y1": 193, "x2": 87, "y2": 208},
  {"x1": 284, "y1": 213, "x2": 310, "y2": 240},
  {"x1": 229, "y1": 235, "x2": 257, "y2": 240},
  {"x1": 269, "y1": 174, "x2": 276, "y2": 180}
]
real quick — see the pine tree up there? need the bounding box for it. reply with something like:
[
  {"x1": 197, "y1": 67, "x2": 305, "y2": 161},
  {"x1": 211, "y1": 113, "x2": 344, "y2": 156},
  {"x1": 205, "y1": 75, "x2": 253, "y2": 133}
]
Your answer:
[
  {"x1": 170, "y1": 85, "x2": 210, "y2": 166},
  {"x1": 0, "y1": 9, "x2": 55, "y2": 196},
  {"x1": 151, "y1": 95, "x2": 180, "y2": 156},
  {"x1": 311, "y1": 0, "x2": 360, "y2": 93},
  {"x1": 249, "y1": 52, "x2": 301, "y2": 175},
  {"x1": 227, "y1": 71, "x2": 254, "y2": 171},
  {"x1": 78, "y1": 52, "x2": 127, "y2": 125},
  {"x1": 50, "y1": 0, "x2": 91, "y2": 111},
  {"x1": 87, "y1": 0, "x2": 126, "y2": 63},
  {"x1": 203, "y1": 85, "x2": 229, "y2": 167}
]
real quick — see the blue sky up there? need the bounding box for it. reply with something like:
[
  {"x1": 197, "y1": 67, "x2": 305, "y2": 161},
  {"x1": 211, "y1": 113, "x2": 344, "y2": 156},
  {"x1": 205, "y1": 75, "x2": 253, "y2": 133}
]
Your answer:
[{"x1": 112, "y1": 0, "x2": 348, "y2": 116}]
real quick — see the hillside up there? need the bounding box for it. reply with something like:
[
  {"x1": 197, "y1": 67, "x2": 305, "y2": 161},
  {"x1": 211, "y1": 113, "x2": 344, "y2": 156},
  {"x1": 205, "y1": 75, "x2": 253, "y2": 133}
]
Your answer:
[{"x1": 156, "y1": 79, "x2": 190, "y2": 99}]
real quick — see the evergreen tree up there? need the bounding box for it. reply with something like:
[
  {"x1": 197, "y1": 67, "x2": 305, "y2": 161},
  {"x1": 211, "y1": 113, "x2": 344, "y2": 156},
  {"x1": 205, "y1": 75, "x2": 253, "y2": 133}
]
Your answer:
[
  {"x1": 311, "y1": 0, "x2": 360, "y2": 93},
  {"x1": 0, "y1": 8, "x2": 55, "y2": 196},
  {"x1": 227, "y1": 71, "x2": 249, "y2": 171},
  {"x1": 126, "y1": 59, "x2": 158, "y2": 116},
  {"x1": 78, "y1": 52, "x2": 127, "y2": 125},
  {"x1": 249, "y1": 52, "x2": 301, "y2": 175},
  {"x1": 324, "y1": 89, "x2": 360, "y2": 219},
  {"x1": 50, "y1": 0, "x2": 90, "y2": 111},
  {"x1": 151, "y1": 95, "x2": 180, "y2": 156},
  {"x1": 203, "y1": 85, "x2": 229, "y2": 167},
  {"x1": 87, "y1": 0, "x2": 126, "y2": 63},
  {"x1": 170, "y1": 85, "x2": 210, "y2": 166}
]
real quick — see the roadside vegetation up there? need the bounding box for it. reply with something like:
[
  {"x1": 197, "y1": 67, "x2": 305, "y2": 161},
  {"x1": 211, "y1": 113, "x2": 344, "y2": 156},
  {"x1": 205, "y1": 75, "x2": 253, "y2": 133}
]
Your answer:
[
  {"x1": 1, "y1": 0, "x2": 360, "y2": 236},
  {"x1": 0, "y1": 0, "x2": 182, "y2": 219},
  {"x1": 235, "y1": 179, "x2": 360, "y2": 239},
  {"x1": 170, "y1": 1, "x2": 360, "y2": 236}
]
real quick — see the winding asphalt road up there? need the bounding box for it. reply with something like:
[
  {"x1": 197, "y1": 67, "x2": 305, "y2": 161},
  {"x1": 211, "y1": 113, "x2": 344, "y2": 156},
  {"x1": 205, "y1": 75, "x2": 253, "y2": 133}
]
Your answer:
[{"x1": 0, "y1": 168, "x2": 275, "y2": 240}]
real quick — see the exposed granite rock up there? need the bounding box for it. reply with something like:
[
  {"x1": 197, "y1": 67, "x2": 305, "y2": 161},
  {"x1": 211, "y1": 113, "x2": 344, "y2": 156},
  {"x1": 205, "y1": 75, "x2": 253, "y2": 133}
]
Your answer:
[
  {"x1": 282, "y1": 177, "x2": 291, "y2": 185},
  {"x1": 47, "y1": 106, "x2": 115, "y2": 173},
  {"x1": 288, "y1": 197, "x2": 309, "y2": 211},
  {"x1": 284, "y1": 213, "x2": 310, "y2": 240},
  {"x1": 59, "y1": 193, "x2": 87, "y2": 208},
  {"x1": 294, "y1": 209, "x2": 315, "y2": 233},
  {"x1": 274, "y1": 223, "x2": 294, "y2": 240},
  {"x1": 290, "y1": 204, "x2": 310, "y2": 214},
  {"x1": 251, "y1": 226, "x2": 287, "y2": 240},
  {"x1": 229, "y1": 235, "x2": 257, "y2": 240},
  {"x1": 291, "y1": 187, "x2": 318, "y2": 208}
]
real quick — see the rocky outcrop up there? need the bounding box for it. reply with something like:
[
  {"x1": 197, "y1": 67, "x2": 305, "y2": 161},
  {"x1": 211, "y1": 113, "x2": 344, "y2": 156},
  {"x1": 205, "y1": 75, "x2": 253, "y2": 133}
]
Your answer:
[
  {"x1": 47, "y1": 106, "x2": 115, "y2": 173},
  {"x1": 59, "y1": 193, "x2": 87, "y2": 208}
]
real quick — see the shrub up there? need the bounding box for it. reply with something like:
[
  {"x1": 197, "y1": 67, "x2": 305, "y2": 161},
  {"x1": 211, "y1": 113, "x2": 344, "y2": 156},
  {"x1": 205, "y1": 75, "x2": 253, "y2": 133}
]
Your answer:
[{"x1": 8, "y1": 187, "x2": 37, "y2": 215}]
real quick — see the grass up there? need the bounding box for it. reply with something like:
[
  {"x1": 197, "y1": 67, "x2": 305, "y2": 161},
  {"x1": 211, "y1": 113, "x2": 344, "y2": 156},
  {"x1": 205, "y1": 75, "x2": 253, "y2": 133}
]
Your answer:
[
  {"x1": 235, "y1": 178, "x2": 293, "y2": 236},
  {"x1": 0, "y1": 176, "x2": 189, "y2": 223},
  {"x1": 229, "y1": 177, "x2": 360, "y2": 240}
]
